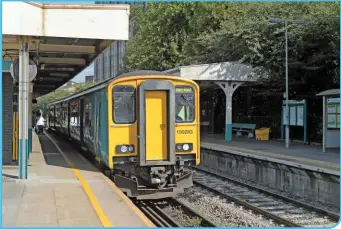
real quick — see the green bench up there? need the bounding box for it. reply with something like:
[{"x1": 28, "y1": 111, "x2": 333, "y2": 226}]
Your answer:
[{"x1": 232, "y1": 123, "x2": 256, "y2": 138}]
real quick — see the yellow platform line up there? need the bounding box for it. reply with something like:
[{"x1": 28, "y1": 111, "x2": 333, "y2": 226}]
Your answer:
[
  {"x1": 45, "y1": 133, "x2": 113, "y2": 227},
  {"x1": 202, "y1": 142, "x2": 340, "y2": 170},
  {"x1": 101, "y1": 173, "x2": 156, "y2": 227},
  {"x1": 77, "y1": 147, "x2": 156, "y2": 227}
]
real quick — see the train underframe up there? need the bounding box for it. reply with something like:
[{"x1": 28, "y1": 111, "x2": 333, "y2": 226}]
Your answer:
[{"x1": 111, "y1": 155, "x2": 195, "y2": 200}]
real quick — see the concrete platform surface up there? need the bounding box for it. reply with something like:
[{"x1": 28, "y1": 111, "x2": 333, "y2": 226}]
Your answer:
[
  {"x1": 2, "y1": 133, "x2": 154, "y2": 227},
  {"x1": 201, "y1": 134, "x2": 340, "y2": 172}
]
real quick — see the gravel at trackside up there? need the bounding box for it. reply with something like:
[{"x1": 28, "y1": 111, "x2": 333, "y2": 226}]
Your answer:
[
  {"x1": 199, "y1": 166, "x2": 340, "y2": 214},
  {"x1": 175, "y1": 186, "x2": 281, "y2": 227},
  {"x1": 162, "y1": 205, "x2": 203, "y2": 227}
]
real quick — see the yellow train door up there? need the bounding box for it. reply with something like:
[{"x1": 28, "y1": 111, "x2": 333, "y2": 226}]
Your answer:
[
  {"x1": 145, "y1": 91, "x2": 168, "y2": 161},
  {"x1": 138, "y1": 80, "x2": 176, "y2": 166}
]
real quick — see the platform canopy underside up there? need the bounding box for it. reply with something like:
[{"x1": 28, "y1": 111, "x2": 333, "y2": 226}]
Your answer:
[
  {"x1": 3, "y1": 35, "x2": 115, "y2": 96},
  {"x1": 2, "y1": 2, "x2": 130, "y2": 96}
]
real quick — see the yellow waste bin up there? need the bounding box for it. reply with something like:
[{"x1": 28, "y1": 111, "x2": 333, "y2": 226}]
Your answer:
[{"x1": 255, "y1": 128, "x2": 270, "y2": 141}]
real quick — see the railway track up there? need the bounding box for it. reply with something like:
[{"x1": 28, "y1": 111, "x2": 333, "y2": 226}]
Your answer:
[
  {"x1": 134, "y1": 198, "x2": 217, "y2": 227},
  {"x1": 192, "y1": 167, "x2": 339, "y2": 227}
]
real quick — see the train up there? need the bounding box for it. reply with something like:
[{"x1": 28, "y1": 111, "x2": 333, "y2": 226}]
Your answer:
[{"x1": 46, "y1": 70, "x2": 200, "y2": 199}]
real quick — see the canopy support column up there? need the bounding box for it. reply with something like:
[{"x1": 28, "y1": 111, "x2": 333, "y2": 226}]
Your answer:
[
  {"x1": 215, "y1": 81, "x2": 243, "y2": 142},
  {"x1": 18, "y1": 36, "x2": 30, "y2": 179},
  {"x1": 322, "y1": 95, "x2": 326, "y2": 153},
  {"x1": 28, "y1": 83, "x2": 33, "y2": 155}
]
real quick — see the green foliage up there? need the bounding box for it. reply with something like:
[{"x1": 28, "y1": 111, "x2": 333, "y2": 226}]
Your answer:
[
  {"x1": 122, "y1": 2, "x2": 339, "y2": 141},
  {"x1": 124, "y1": 2, "x2": 339, "y2": 87},
  {"x1": 194, "y1": 2, "x2": 340, "y2": 85},
  {"x1": 34, "y1": 81, "x2": 96, "y2": 115}
]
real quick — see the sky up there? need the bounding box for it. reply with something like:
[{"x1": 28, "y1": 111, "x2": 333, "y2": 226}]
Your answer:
[{"x1": 72, "y1": 64, "x2": 94, "y2": 83}]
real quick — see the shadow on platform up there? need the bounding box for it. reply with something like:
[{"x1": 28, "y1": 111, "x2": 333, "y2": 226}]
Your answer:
[{"x1": 37, "y1": 134, "x2": 98, "y2": 172}]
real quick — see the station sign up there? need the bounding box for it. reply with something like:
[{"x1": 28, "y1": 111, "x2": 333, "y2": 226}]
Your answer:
[
  {"x1": 10, "y1": 58, "x2": 37, "y2": 82},
  {"x1": 327, "y1": 98, "x2": 340, "y2": 104}
]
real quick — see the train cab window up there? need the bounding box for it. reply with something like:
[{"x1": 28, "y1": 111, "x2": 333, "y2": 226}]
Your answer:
[
  {"x1": 112, "y1": 85, "x2": 135, "y2": 124},
  {"x1": 175, "y1": 86, "x2": 195, "y2": 123}
]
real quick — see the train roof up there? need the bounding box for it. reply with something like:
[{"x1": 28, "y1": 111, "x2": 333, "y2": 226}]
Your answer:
[
  {"x1": 115, "y1": 70, "x2": 179, "y2": 79},
  {"x1": 47, "y1": 70, "x2": 180, "y2": 106}
]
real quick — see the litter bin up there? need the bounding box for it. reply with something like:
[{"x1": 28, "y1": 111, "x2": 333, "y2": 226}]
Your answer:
[{"x1": 255, "y1": 128, "x2": 270, "y2": 141}]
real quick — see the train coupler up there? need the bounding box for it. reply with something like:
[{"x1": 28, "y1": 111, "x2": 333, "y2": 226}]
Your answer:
[{"x1": 114, "y1": 170, "x2": 193, "y2": 200}]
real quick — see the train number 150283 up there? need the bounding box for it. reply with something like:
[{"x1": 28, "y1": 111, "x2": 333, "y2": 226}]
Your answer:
[{"x1": 176, "y1": 130, "x2": 193, "y2": 134}]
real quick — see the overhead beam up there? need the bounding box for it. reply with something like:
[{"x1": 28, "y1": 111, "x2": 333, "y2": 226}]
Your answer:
[
  {"x1": 2, "y1": 35, "x2": 17, "y2": 43},
  {"x1": 34, "y1": 84, "x2": 57, "y2": 88},
  {"x1": 3, "y1": 42, "x2": 96, "y2": 54},
  {"x1": 34, "y1": 76, "x2": 65, "y2": 82},
  {"x1": 40, "y1": 67, "x2": 76, "y2": 72},
  {"x1": 38, "y1": 57, "x2": 86, "y2": 65},
  {"x1": 3, "y1": 56, "x2": 86, "y2": 65}
]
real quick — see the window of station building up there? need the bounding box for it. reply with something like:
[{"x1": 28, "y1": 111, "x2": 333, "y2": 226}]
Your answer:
[
  {"x1": 112, "y1": 85, "x2": 135, "y2": 124},
  {"x1": 175, "y1": 86, "x2": 195, "y2": 123}
]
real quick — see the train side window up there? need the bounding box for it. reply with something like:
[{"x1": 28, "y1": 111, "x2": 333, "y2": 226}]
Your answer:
[
  {"x1": 175, "y1": 86, "x2": 195, "y2": 123},
  {"x1": 70, "y1": 101, "x2": 80, "y2": 126},
  {"x1": 112, "y1": 85, "x2": 135, "y2": 124},
  {"x1": 84, "y1": 99, "x2": 92, "y2": 127}
]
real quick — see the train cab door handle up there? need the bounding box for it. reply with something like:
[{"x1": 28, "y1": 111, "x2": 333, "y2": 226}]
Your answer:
[{"x1": 136, "y1": 135, "x2": 140, "y2": 138}]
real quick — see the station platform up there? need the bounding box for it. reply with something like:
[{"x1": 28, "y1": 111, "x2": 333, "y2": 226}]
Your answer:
[
  {"x1": 201, "y1": 134, "x2": 340, "y2": 173},
  {"x1": 2, "y1": 132, "x2": 155, "y2": 227}
]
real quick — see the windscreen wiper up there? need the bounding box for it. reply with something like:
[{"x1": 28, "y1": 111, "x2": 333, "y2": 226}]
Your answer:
[{"x1": 180, "y1": 94, "x2": 194, "y2": 108}]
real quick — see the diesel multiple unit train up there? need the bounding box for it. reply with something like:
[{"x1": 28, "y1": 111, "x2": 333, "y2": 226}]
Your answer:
[{"x1": 47, "y1": 71, "x2": 200, "y2": 199}]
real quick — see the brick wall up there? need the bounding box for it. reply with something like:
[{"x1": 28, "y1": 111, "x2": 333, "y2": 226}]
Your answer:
[{"x1": 2, "y1": 73, "x2": 14, "y2": 165}]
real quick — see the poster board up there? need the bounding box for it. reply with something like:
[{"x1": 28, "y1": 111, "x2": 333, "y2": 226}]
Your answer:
[
  {"x1": 282, "y1": 100, "x2": 306, "y2": 127},
  {"x1": 327, "y1": 98, "x2": 340, "y2": 129},
  {"x1": 296, "y1": 106, "x2": 304, "y2": 126},
  {"x1": 282, "y1": 100, "x2": 307, "y2": 143}
]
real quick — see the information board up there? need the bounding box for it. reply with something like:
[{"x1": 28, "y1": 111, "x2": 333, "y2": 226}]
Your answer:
[
  {"x1": 281, "y1": 100, "x2": 307, "y2": 143},
  {"x1": 282, "y1": 100, "x2": 306, "y2": 127},
  {"x1": 327, "y1": 98, "x2": 340, "y2": 129},
  {"x1": 289, "y1": 106, "x2": 296, "y2": 125},
  {"x1": 296, "y1": 106, "x2": 304, "y2": 126}
]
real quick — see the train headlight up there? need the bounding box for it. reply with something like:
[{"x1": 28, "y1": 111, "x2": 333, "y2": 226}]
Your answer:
[
  {"x1": 175, "y1": 143, "x2": 193, "y2": 152},
  {"x1": 121, "y1": 145, "x2": 128, "y2": 153},
  {"x1": 183, "y1": 144, "x2": 190, "y2": 151},
  {"x1": 128, "y1": 145, "x2": 134, "y2": 152},
  {"x1": 116, "y1": 144, "x2": 135, "y2": 153}
]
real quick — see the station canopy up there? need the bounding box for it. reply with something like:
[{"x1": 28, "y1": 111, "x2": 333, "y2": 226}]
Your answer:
[{"x1": 2, "y1": 2, "x2": 130, "y2": 96}]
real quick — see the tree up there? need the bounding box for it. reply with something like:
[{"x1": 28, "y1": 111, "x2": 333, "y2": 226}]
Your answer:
[
  {"x1": 122, "y1": 2, "x2": 339, "y2": 141},
  {"x1": 124, "y1": 2, "x2": 339, "y2": 85},
  {"x1": 34, "y1": 81, "x2": 96, "y2": 115}
]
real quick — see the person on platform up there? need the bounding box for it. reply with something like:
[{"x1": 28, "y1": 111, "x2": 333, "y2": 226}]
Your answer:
[{"x1": 36, "y1": 113, "x2": 45, "y2": 134}]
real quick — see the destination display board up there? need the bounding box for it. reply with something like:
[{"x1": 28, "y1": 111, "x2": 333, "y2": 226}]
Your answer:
[{"x1": 175, "y1": 86, "x2": 193, "y2": 93}]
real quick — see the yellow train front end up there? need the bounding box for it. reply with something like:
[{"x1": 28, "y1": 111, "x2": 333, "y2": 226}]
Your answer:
[{"x1": 107, "y1": 72, "x2": 200, "y2": 199}]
